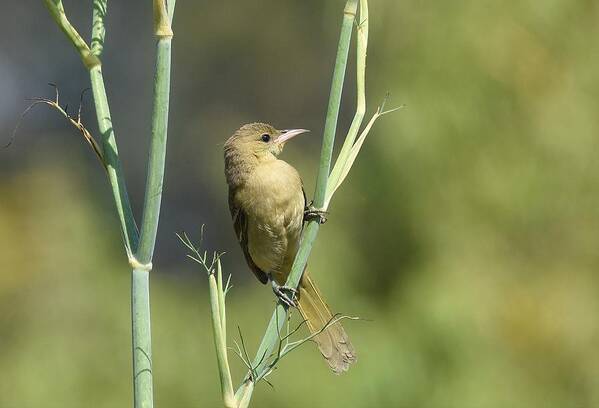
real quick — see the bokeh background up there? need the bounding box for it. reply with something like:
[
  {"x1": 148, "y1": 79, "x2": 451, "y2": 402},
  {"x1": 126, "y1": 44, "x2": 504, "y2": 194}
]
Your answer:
[{"x1": 2, "y1": 0, "x2": 599, "y2": 407}]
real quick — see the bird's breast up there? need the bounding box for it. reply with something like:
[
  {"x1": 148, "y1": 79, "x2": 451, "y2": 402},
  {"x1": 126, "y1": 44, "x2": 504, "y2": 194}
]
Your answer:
[{"x1": 237, "y1": 160, "x2": 304, "y2": 278}]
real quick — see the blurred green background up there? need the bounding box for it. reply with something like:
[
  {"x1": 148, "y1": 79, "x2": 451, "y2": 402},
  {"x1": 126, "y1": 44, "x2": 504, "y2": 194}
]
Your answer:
[{"x1": 2, "y1": 0, "x2": 599, "y2": 407}]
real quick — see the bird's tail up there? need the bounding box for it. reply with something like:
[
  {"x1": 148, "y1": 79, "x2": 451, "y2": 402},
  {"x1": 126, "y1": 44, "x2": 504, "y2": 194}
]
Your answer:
[{"x1": 297, "y1": 273, "x2": 357, "y2": 374}]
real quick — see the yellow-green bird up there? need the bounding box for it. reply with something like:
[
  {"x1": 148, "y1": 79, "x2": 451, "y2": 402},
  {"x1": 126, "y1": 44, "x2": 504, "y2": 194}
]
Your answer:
[{"x1": 224, "y1": 122, "x2": 356, "y2": 373}]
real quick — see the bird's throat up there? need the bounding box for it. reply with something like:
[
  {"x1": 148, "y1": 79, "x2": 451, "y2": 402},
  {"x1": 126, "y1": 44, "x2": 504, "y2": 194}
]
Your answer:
[{"x1": 224, "y1": 146, "x2": 276, "y2": 188}]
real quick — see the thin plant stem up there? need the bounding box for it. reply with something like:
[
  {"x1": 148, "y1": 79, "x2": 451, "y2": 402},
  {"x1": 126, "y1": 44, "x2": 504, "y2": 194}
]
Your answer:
[
  {"x1": 326, "y1": 0, "x2": 400, "y2": 207},
  {"x1": 89, "y1": 66, "x2": 140, "y2": 257},
  {"x1": 136, "y1": 36, "x2": 171, "y2": 263},
  {"x1": 42, "y1": 0, "x2": 100, "y2": 69},
  {"x1": 325, "y1": 0, "x2": 369, "y2": 209},
  {"x1": 209, "y1": 260, "x2": 235, "y2": 407},
  {"x1": 176, "y1": 232, "x2": 235, "y2": 407},
  {"x1": 313, "y1": 0, "x2": 358, "y2": 208},
  {"x1": 43, "y1": 0, "x2": 139, "y2": 256},
  {"x1": 131, "y1": 267, "x2": 153, "y2": 408},
  {"x1": 89, "y1": 0, "x2": 139, "y2": 256},
  {"x1": 91, "y1": 0, "x2": 106, "y2": 57},
  {"x1": 132, "y1": 2, "x2": 176, "y2": 407}
]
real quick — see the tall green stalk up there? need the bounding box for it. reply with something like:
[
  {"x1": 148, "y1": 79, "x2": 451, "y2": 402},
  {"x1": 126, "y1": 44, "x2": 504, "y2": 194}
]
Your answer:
[
  {"x1": 87, "y1": 1, "x2": 139, "y2": 258},
  {"x1": 325, "y1": 0, "x2": 368, "y2": 209},
  {"x1": 210, "y1": 260, "x2": 236, "y2": 408},
  {"x1": 131, "y1": 1, "x2": 175, "y2": 407},
  {"x1": 89, "y1": 66, "x2": 139, "y2": 256},
  {"x1": 41, "y1": 1, "x2": 176, "y2": 407}
]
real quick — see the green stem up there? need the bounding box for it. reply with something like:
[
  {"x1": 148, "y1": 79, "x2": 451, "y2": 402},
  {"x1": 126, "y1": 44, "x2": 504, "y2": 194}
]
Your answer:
[
  {"x1": 42, "y1": 0, "x2": 100, "y2": 68},
  {"x1": 89, "y1": 66, "x2": 139, "y2": 257},
  {"x1": 136, "y1": 37, "x2": 171, "y2": 264},
  {"x1": 312, "y1": 0, "x2": 358, "y2": 208},
  {"x1": 131, "y1": 267, "x2": 153, "y2": 408},
  {"x1": 210, "y1": 261, "x2": 235, "y2": 407},
  {"x1": 327, "y1": 0, "x2": 400, "y2": 205},
  {"x1": 326, "y1": 0, "x2": 368, "y2": 209},
  {"x1": 43, "y1": 1, "x2": 134, "y2": 245},
  {"x1": 236, "y1": 0, "x2": 358, "y2": 397},
  {"x1": 87, "y1": 4, "x2": 151, "y2": 407},
  {"x1": 132, "y1": 1, "x2": 176, "y2": 406},
  {"x1": 91, "y1": 0, "x2": 107, "y2": 57}
]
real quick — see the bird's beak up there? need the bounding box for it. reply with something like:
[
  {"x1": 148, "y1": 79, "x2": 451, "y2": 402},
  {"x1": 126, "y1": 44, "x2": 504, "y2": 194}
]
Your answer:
[{"x1": 277, "y1": 128, "x2": 310, "y2": 144}]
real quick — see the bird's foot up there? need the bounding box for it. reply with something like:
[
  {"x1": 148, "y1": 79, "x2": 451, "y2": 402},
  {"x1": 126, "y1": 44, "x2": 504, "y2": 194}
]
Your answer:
[
  {"x1": 271, "y1": 279, "x2": 298, "y2": 308},
  {"x1": 304, "y1": 202, "x2": 328, "y2": 224}
]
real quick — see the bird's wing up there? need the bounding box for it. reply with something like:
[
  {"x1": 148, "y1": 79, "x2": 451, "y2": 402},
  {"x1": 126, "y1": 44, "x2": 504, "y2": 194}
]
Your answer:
[{"x1": 228, "y1": 192, "x2": 269, "y2": 284}]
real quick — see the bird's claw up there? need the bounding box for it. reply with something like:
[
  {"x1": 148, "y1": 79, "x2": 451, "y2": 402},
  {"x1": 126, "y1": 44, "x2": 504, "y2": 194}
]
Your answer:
[
  {"x1": 304, "y1": 203, "x2": 328, "y2": 224},
  {"x1": 271, "y1": 281, "x2": 298, "y2": 308}
]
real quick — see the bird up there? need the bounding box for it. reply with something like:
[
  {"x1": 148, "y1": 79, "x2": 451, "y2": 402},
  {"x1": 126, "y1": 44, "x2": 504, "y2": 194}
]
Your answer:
[{"x1": 224, "y1": 122, "x2": 356, "y2": 374}]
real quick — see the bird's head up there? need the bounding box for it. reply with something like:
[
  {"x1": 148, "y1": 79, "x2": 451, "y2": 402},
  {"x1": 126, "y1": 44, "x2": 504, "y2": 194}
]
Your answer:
[{"x1": 225, "y1": 122, "x2": 309, "y2": 159}]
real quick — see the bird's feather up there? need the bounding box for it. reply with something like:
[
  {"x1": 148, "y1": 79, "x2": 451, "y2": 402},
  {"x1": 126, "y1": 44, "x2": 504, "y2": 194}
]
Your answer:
[{"x1": 228, "y1": 191, "x2": 269, "y2": 284}]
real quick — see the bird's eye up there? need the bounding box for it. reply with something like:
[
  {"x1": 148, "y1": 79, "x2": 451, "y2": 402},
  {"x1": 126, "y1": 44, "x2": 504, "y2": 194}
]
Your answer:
[{"x1": 261, "y1": 134, "x2": 271, "y2": 142}]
